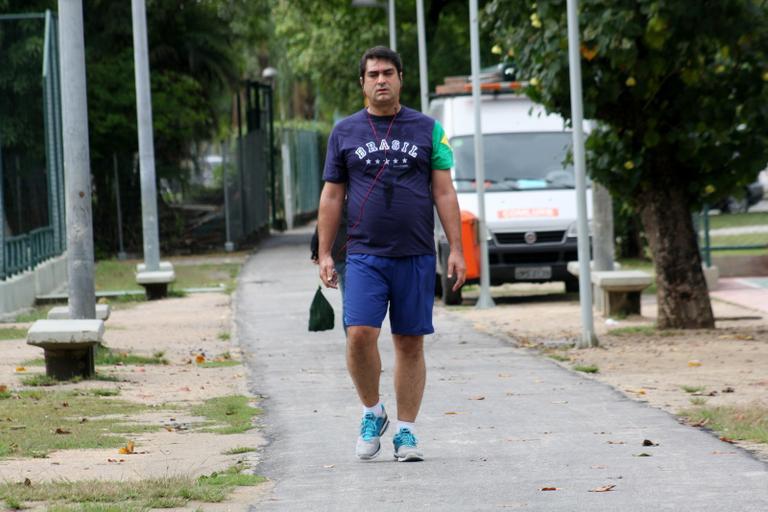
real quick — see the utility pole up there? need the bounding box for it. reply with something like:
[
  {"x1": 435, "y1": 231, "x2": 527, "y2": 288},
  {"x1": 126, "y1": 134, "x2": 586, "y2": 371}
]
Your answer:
[
  {"x1": 59, "y1": 0, "x2": 95, "y2": 320},
  {"x1": 388, "y1": 0, "x2": 396, "y2": 51},
  {"x1": 416, "y1": 0, "x2": 429, "y2": 113},
  {"x1": 592, "y1": 182, "x2": 614, "y2": 271},
  {"x1": 113, "y1": 153, "x2": 127, "y2": 260},
  {"x1": 131, "y1": 0, "x2": 174, "y2": 298},
  {"x1": 469, "y1": 0, "x2": 494, "y2": 309},
  {"x1": 566, "y1": 0, "x2": 598, "y2": 347}
]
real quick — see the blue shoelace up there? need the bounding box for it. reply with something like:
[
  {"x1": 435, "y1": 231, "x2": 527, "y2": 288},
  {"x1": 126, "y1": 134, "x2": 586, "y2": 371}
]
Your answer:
[
  {"x1": 360, "y1": 413, "x2": 380, "y2": 440},
  {"x1": 395, "y1": 428, "x2": 417, "y2": 448}
]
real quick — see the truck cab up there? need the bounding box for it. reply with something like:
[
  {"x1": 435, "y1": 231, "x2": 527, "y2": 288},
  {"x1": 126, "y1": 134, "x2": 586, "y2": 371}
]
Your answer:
[{"x1": 431, "y1": 82, "x2": 592, "y2": 304}]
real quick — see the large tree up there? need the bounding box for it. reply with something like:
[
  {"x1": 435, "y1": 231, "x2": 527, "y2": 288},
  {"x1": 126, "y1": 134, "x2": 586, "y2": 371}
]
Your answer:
[{"x1": 487, "y1": 0, "x2": 768, "y2": 328}]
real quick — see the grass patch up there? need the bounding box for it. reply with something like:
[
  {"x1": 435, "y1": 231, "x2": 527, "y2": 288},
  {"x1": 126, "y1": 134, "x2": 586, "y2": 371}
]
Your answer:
[
  {"x1": 707, "y1": 211, "x2": 768, "y2": 230},
  {"x1": 222, "y1": 446, "x2": 257, "y2": 455},
  {"x1": 681, "y1": 385, "x2": 706, "y2": 394},
  {"x1": 218, "y1": 332, "x2": 231, "y2": 341},
  {"x1": 710, "y1": 233, "x2": 768, "y2": 247},
  {"x1": 94, "y1": 259, "x2": 241, "y2": 292},
  {"x1": 689, "y1": 397, "x2": 709, "y2": 406},
  {"x1": 95, "y1": 345, "x2": 169, "y2": 366},
  {"x1": 546, "y1": 353, "x2": 571, "y2": 362},
  {"x1": 20, "y1": 358, "x2": 45, "y2": 367},
  {"x1": 19, "y1": 374, "x2": 59, "y2": 387},
  {"x1": 0, "y1": 327, "x2": 28, "y2": 340},
  {"x1": 681, "y1": 404, "x2": 768, "y2": 444},
  {"x1": 573, "y1": 364, "x2": 599, "y2": 374},
  {"x1": 191, "y1": 395, "x2": 261, "y2": 434},
  {"x1": 607, "y1": 325, "x2": 679, "y2": 337},
  {"x1": 7, "y1": 306, "x2": 51, "y2": 324},
  {"x1": 0, "y1": 465, "x2": 265, "y2": 510},
  {"x1": 0, "y1": 389, "x2": 151, "y2": 458},
  {"x1": 198, "y1": 360, "x2": 241, "y2": 369}
]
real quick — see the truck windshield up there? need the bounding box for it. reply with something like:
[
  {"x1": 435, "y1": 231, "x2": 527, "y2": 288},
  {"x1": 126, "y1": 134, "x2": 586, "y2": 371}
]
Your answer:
[{"x1": 451, "y1": 132, "x2": 576, "y2": 191}]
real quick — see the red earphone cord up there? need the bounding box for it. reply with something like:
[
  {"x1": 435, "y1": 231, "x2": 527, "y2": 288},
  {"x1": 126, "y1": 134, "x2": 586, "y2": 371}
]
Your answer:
[{"x1": 334, "y1": 109, "x2": 399, "y2": 260}]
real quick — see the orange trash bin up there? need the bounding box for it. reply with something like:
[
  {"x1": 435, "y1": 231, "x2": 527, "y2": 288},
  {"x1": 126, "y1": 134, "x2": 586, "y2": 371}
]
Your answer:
[{"x1": 460, "y1": 210, "x2": 481, "y2": 281}]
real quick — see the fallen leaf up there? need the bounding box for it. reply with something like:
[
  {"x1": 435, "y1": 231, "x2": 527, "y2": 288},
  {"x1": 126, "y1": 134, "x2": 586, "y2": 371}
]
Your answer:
[
  {"x1": 118, "y1": 440, "x2": 135, "y2": 454},
  {"x1": 195, "y1": 354, "x2": 206, "y2": 364},
  {"x1": 719, "y1": 436, "x2": 736, "y2": 444},
  {"x1": 178, "y1": 386, "x2": 191, "y2": 392},
  {"x1": 540, "y1": 487, "x2": 560, "y2": 491},
  {"x1": 444, "y1": 411, "x2": 463, "y2": 415},
  {"x1": 469, "y1": 396, "x2": 486, "y2": 401},
  {"x1": 107, "y1": 458, "x2": 125, "y2": 463},
  {"x1": 15, "y1": 367, "x2": 26, "y2": 373},
  {"x1": 607, "y1": 441, "x2": 625, "y2": 445},
  {"x1": 642, "y1": 439, "x2": 659, "y2": 447},
  {"x1": 23, "y1": 478, "x2": 31, "y2": 487},
  {"x1": 722, "y1": 387, "x2": 735, "y2": 393},
  {"x1": 61, "y1": 402, "x2": 69, "y2": 407},
  {"x1": 54, "y1": 428, "x2": 71, "y2": 435},
  {"x1": 687, "y1": 360, "x2": 702, "y2": 367},
  {"x1": 0, "y1": 385, "x2": 7, "y2": 393},
  {"x1": 689, "y1": 418, "x2": 710, "y2": 428},
  {"x1": 589, "y1": 484, "x2": 616, "y2": 493},
  {"x1": 633, "y1": 453, "x2": 652, "y2": 457}
]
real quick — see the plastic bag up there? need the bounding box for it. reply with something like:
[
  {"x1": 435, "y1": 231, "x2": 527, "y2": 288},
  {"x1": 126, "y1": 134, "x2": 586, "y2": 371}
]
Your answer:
[{"x1": 308, "y1": 286, "x2": 335, "y2": 331}]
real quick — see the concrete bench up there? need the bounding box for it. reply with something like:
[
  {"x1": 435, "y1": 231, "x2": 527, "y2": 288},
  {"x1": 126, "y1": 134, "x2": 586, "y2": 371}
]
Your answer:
[
  {"x1": 136, "y1": 262, "x2": 176, "y2": 300},
  {"x1": 591, "y1": 270, "x2": 653, "y2": 317},
  {"x1": 27, "y1": 319, "x2": 105, "y2": 380},
  {"x1": 47, "y1": 304, "x2": 111, "y2": 321}
]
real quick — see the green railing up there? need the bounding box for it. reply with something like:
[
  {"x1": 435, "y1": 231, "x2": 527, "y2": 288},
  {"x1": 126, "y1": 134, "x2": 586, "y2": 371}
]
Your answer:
[
  {"x1": 2, "y1": 227, "x2": 55, "y2": 279},
  {"x1": 698, "y1": 205, "x2": 768, "y2": 266},
  {"x1": 1, "y1": 11, "x2": 65, "y2": 281}
]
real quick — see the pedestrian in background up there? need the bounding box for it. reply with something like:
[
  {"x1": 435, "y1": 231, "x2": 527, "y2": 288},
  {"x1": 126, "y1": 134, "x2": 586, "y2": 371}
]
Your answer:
[{"x1": 317, "y1": 46, "x2": 466, "y2": 462}]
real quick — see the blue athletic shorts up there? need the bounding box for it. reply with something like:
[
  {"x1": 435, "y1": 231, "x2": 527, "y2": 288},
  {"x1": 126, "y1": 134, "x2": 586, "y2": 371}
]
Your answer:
[{"x1": 344, "y1": 253, "x2": 436, "y2": 336}]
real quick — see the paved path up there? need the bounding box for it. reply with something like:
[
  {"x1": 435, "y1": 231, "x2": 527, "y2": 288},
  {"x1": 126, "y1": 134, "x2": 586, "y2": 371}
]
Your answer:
[{"x1": 236, "y1": 229, "x2": 768, "y2": 512}]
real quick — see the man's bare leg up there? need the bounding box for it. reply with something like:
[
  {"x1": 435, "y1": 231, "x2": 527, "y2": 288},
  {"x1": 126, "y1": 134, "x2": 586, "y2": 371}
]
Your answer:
[
  {"x1": 346, "y1": 326, "x2": 382, "y2": 407},
  {"x1": 393, "y1": 334, "x2": 426, "y2": 422}
]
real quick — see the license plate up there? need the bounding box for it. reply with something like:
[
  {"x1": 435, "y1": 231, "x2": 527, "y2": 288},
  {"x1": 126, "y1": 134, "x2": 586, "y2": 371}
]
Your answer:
[{"x1": 515, "y1": 266, "x2": 552, "y2": 280}]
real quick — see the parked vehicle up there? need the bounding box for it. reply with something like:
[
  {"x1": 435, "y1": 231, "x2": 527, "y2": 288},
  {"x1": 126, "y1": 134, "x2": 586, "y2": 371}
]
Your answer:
[
  {"x1": 716, "y1": 178, "x2": 764, "y2": 213},
  {"x1": 430, "y1": 77, "x2": 591, "y2": 305}
]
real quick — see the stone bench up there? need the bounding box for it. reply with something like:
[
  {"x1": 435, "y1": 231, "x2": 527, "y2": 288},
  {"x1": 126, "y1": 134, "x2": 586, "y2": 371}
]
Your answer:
[
  {"x1": 591, "y1": 270, "x2": 653, "y2": 317},
  {"x1": 47, "y1": 304, "x2": 111, "y2": 321},
  {"x1": 27, "y1": 319, "x2": 105, "y2": 380},
  {"x1": 136, "y1": 261, "x2": 175, "y2": 300},
  {"x1": 567, "y1": 262, "x2": 652, "y2": 317}
]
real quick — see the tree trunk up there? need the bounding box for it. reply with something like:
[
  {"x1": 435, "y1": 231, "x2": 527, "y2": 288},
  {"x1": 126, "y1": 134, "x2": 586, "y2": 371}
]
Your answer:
[{"x1": 638, "y1": 184, "x2": 714, "y2": 329}]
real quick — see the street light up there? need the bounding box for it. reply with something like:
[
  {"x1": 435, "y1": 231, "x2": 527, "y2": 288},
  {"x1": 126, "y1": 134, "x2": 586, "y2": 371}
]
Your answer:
[{"x1": 351, "y1": 0, "x2": 396, "y2": 51}]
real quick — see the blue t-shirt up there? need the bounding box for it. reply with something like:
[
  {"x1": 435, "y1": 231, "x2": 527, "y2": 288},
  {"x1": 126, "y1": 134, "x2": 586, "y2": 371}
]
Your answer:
[{"x1": 323, "y1": 106, "x2": 454, "y2": 257}]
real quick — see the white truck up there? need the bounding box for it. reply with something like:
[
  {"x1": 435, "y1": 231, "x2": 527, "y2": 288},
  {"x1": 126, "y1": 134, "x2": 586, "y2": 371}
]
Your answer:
[{"x1": 431, "y1": 81, "x2": 592, "y2": 304}]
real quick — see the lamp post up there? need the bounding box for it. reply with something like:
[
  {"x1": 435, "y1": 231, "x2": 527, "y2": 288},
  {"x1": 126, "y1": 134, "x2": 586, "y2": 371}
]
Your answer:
[
  {"x1": 566, "y1": 0, "x2": 597, "y2": 347},
  {"x1": 469, "y1": 0, "x2": 494, "y2": 309}
]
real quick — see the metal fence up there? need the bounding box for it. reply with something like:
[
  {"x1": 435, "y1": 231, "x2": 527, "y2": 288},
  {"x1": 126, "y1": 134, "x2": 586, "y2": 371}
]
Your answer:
[
  {"x1": 1, "y1": 11, "x2": 65, "y2": 280},
  {"x1": 283, "y1": 128, "x2": 322, "y2": 221},
  {"x1": 698, "y1": 204, "x2": 768, "y2": 267}
]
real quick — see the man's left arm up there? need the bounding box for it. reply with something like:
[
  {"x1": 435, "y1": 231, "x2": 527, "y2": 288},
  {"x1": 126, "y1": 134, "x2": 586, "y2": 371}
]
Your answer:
[{"x1": 432, "y1": 170, "x2": 466, "y2": 291}]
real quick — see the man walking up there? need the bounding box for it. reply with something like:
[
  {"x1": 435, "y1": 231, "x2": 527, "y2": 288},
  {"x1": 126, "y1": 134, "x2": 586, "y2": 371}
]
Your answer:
[{"x1": 317, "y1": 46, "x2": 466, "y2": 462}]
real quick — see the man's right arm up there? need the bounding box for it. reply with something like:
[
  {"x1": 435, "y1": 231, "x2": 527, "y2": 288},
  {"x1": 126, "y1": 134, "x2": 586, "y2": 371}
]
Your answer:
[{"x1": 317, "y1": 181, "x2": 346, "y2": 288}]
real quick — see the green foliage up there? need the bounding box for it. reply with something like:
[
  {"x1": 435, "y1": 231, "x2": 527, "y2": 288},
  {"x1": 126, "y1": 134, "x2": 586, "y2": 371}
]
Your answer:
[
  {"x1": 191, "y1": 395, "x2": 261, "y2": 434},
  {"x1": 486, "y1": 0, "x2": 768, "y2": 208}
]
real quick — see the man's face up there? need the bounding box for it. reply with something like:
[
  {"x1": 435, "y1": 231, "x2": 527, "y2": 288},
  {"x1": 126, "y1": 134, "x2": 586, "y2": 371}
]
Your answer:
[{"x1": 361, "y1": 58, "x2": 402, "y2": 108}]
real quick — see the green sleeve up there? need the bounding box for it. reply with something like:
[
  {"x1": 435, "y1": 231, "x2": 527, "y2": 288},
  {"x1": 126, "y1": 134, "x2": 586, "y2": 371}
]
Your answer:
[{"x1": 431, "y1": 121, "x2": 454, "y2": 170}]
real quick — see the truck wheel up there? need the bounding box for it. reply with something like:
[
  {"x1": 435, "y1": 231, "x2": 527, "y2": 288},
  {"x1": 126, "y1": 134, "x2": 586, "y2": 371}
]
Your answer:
[
  {"x1": 564, "y1": 277, "x2": 579, "y2": 293},
  {"x1": 440, "y1": 251, "x2": 463, "y2": 305}
]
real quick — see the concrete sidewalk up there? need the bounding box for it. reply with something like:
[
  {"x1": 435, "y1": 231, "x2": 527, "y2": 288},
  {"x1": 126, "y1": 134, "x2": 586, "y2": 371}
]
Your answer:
[{"x1": 236, "y1": 229, "x2": 768, "y2": 511}]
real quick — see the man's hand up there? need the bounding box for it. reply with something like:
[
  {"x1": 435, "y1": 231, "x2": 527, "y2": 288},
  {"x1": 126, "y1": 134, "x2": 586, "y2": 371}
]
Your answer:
[
  {"x1": 318, "y1": 254, "x2": 338, "y2": 288},
  {"x1": 446, "y1": 250, "x2": 467, "y2": 291}
]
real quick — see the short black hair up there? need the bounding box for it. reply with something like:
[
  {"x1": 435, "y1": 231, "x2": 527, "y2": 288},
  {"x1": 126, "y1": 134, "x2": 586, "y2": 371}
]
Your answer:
[{"x1": 359, "y1": 46, "x2": 402, "y2": 79}]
